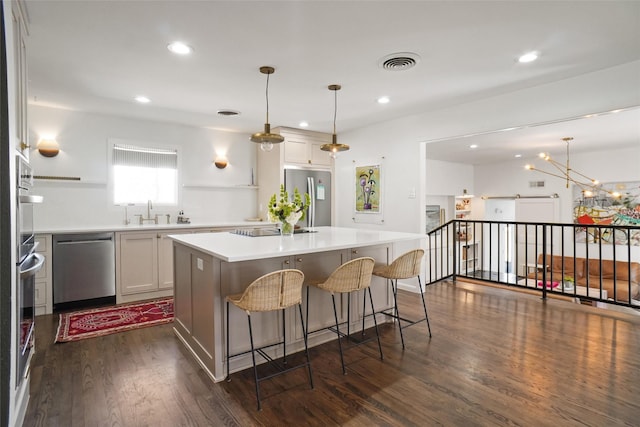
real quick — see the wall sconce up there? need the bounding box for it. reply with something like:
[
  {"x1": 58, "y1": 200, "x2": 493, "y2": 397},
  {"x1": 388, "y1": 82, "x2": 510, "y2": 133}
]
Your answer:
[
  {"x1": 37, "y1": 138, "x2": 60, "y2": 157},
  {"x1": 214, "y1": 157, "x2": 228, "y2": 169}
]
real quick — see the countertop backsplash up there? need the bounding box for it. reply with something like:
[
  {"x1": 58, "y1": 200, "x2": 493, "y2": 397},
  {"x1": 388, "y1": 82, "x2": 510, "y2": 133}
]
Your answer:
[{"x1": 33, "y1": 181, "x2": 261, "y2": 232}]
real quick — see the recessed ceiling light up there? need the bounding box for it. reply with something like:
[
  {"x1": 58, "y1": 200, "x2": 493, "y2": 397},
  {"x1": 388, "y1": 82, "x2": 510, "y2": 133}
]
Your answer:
[
  {"x1": 299, "y1": 121, "x2": 309, "y2": 127},
  {"x1": 514, "y1": 154, "x2": 522, "y2": 158},
  {"x1": 469, "y1": 144, "x2": 478, "y2": 149},
  {"x1": 377, "y1": 96, "x2": 390, "y2": 104},
  {"x1": 167, "y1": 41, "x2": 193, "y2": 55},
  {"x1": 135, "y1": 96, "x2": 150, "y2": 103},
  {"x1": 518, "y1": 51, "x2": 538, "y2": 63}
]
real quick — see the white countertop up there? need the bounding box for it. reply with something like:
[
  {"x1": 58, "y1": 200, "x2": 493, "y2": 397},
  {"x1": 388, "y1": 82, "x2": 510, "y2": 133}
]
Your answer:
[
  {"x1": 35, "y1": 221, "x2": 271, "y2": 235},
  {"x1": 169, "y1": 226, "x2": 425, "y2": 262}
]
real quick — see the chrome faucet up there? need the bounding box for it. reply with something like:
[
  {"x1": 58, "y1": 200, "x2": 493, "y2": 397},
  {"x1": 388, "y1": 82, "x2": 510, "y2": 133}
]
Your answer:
[{"x1": 147, "y1": 199, "x2": 153, "y2": 219}]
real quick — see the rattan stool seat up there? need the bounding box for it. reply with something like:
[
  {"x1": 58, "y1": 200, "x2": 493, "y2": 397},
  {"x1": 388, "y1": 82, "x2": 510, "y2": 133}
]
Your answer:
[
  {"x1": 226, "y1": 269, "x2": 313, "y2": 410},
  {"x1": 307, "y1": 257, "x2": 383, "y2": 374},
  {"x1": 372, "y1": 248, "x2": 431, "y2": 348}
]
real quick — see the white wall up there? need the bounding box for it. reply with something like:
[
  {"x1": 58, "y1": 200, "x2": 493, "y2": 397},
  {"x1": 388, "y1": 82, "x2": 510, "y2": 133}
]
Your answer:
[
  {"x1": 425, "y1": 159, "x2": 474, "y2": 197},
  {"x1": 28, "y1": 106, "x2": 259, "y2": 229},
  {"x1": 332, "y1": 127, "x2": 423, "y2": 233}
]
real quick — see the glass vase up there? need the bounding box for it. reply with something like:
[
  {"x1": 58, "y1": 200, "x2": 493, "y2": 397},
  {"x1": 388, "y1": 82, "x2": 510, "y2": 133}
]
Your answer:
[{"x1": 280, "y1": 221, "x2": 295, "y2": 237}]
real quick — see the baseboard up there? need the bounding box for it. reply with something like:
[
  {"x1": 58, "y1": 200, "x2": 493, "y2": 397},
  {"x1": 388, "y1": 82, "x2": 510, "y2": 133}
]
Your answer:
[{"x1": 397, "y1": 280, "x2": 421, "y2": 293}]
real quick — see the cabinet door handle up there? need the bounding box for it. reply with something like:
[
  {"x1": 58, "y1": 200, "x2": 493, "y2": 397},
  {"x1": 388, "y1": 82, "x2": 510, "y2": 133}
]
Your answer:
[
  {"x1": 284, "y1": 260, "x2": 290, "y2": 265},
  {"x1": 296, "y1": 258, "x2": 303, "y2": 262},
  {"x1": 352, "y1": 250, "x2": 359, "y2": 254}
]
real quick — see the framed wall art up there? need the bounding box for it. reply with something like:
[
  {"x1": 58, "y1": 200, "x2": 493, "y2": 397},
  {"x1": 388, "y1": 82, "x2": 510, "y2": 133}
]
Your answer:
[{"x1": 355, "y1": 165, "x2": 381, "y2": 213}]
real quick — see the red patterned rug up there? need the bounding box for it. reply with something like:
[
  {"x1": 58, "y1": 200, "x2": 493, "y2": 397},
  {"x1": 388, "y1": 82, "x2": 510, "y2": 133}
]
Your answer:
[{"x1": 55, "y1": 298, "x2": 173, "y2": 343}]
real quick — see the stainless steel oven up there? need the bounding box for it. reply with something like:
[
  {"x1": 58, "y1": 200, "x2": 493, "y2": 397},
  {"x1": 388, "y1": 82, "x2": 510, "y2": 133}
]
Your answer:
[
  {"x1": 16, "y1": 156, "x2": 41, "y2": 263},
  {"x1": 15, "y1": 155, "x2": 44, "y2": 387},
  {"x1": 16, "y1": 252, "x2": 43, "y2": 386}
]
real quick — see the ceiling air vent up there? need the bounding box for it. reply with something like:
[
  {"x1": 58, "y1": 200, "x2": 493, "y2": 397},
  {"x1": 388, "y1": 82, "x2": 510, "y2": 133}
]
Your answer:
[
  {"x1": 379, "y1": 52, "x2": 420, "y2": 71},
  {"x1": 217, "y1": 109, "x2": 240, "y2": 116},
  {"x1": 529, "y1": 180, "x2": 545, "y2": 188}
]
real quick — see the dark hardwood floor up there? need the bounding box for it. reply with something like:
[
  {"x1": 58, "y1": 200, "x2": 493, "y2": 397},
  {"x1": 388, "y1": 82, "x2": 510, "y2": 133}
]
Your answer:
[{"x1": 24, "y1": 281, "x2": 640, "y2": 426}]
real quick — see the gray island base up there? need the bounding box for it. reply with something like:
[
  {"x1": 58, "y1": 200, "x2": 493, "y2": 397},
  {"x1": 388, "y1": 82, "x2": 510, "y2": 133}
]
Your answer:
[{"x1": 169, "y1": 226, "x2": 424, "y2": 382}]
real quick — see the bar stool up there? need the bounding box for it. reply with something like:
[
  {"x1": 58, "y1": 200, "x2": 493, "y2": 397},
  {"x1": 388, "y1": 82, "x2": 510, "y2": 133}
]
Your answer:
[
  {"x1": 372, "y1": 249, "x2": 431, "y2": 349},
  {"x1": 226, "y1": 269, "x2": 313, "y2": 410},
  {"x1": 307, "y1": 257, "x2": 383, "y2": 375}
]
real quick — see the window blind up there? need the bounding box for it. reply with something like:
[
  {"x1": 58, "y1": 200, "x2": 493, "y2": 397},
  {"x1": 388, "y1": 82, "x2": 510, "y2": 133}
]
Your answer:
[{"x1": 112, "y1": 144, "x2": 178, "y2": 169}]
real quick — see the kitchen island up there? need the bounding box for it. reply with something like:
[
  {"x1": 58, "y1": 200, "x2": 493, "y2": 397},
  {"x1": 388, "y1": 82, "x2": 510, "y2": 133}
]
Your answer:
[{"x1": 169, "y1": 226, "x2": 424, "y2": 382}]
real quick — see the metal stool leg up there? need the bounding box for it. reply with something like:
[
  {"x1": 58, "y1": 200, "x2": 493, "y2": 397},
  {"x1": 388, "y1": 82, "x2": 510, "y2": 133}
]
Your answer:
[
  {"x1": 298, "y1": 304, "x2": 314, "y2": 389},
  {"x1": 367, "y1": 287, "x2": 384, "y2": 361},
  {"x1": 418, "y1": 276, "x2": 432, "y2": 337},
  {"x1": 247, "y1": 313, "x2": 262, "y2": 411},
  {"x1": 346, "y1": 292, "x2": 351, "y2": 338},
  {"x1": 390, "y1": 278, "x2": 406, "y2": 349},
  {"x1": 226, "y1": 300, "x2": 231, "y2": 382},
  {"x1": 282, "y1": 309, "x2": 287, "y2": 365},
  {"x1": 331, "y1": 294, "x2": 347, "y2": 375},
  {"x1": 362, "y1": 288, "x2": 367, "y2": 334},
  {"x1": 306, "y1": 286, "x2": 310, "y2": 336}
]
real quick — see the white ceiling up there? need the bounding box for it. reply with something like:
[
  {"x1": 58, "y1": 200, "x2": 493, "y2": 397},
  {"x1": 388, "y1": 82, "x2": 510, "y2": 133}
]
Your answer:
[
  {"x1": 24, "y1": 1, "x2": 640, "y2": 164},
  {"x1": 424, "y1": 106, "x2": 640, "y2": 165}
]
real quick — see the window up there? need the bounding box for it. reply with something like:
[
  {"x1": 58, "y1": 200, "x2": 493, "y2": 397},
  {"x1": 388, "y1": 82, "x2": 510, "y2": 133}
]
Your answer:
[{"x1": 112, "y1": 143, "x2": 178, "y2": 205}]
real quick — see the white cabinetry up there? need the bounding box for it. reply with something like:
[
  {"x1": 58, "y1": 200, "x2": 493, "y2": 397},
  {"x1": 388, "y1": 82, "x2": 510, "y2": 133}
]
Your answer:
[
  {"x1": 116, "y1": 230, "x2": 194, "y2": 303},
  {"x1": 34, "y1": 235, "x2": 52, "y2": 315},
  {"x1": 281, "y1": 129, "x2": 332, "y2": 167},
  {"x1": 11, "y1": 0, "x2": 29, "y2": 159}
]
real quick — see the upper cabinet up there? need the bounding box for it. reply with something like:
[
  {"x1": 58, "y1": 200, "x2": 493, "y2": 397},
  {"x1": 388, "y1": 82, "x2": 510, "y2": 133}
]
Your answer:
[
  {"x1": 279, "y1": 127, "x2": 332, "y2": 167},
  {"x1": 11, "y1": 0, "x2": 29, "y2": 160}
]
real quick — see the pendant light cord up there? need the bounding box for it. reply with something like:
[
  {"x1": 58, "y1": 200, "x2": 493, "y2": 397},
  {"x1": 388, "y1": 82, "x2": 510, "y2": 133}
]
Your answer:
[
  {"x1": 265, "y1": 72, "x2": 270, "y2": 124},
  {"x1": 333, "y1": 87, "x2": 338, "y2": 135}
]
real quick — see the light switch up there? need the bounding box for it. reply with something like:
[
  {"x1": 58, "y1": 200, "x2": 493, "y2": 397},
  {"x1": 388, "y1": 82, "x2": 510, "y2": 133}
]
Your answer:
[
  {"x1": 408, "y1": 187, "x2": 416, "y2": 199},
  {"x1": 197, "y1": 258, "x2": 204, "y2": 271}
]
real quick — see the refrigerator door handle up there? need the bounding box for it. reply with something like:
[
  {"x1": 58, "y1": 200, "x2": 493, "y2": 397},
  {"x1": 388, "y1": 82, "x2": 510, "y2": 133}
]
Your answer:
[{"x1": 307, "y1": 177, "x2": 315, "y2": 227}]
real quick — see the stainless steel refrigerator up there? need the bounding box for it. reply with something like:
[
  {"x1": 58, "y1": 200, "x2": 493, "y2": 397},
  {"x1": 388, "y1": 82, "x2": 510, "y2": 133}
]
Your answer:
[{"x1": 284, "y1": 168, "x2": 332, "y2": 227}]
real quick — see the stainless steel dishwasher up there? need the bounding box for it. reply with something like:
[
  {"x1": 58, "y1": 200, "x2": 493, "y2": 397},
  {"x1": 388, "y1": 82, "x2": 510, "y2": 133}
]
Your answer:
[{"x1": 53, "y1": 232, "x2": 116, "y2": 310}]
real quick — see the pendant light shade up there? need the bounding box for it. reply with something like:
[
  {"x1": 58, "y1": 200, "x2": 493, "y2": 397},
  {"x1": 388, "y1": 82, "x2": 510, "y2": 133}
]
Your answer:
[
  {"x1": 321, "y1": 84, "x2": 349, "y2": 159},
  {"x1": 251, "y1": 66, "x2": 284, "y2": 152}
]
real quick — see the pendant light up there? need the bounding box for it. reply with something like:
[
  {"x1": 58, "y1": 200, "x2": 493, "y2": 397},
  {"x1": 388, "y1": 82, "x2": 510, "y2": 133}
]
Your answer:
[
  {"x1": 321, "y1": 84, "x2": 349, "y2": 159},
  {"x1": 250, "y1": 66, "x2": 284, "y2": 151}
]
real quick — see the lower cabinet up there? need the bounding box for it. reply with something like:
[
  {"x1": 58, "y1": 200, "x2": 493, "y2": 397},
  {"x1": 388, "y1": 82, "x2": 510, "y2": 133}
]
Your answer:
[
  {"x1": 116, "y1": 226, "x2": 272, "y2": 303},
  {"x1": 116, "y1": 230, "x2": 194, "y2": 303}
]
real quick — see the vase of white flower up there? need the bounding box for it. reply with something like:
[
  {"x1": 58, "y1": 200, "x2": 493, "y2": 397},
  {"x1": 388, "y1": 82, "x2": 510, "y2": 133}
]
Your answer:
[
  {"x1": 268, "y1": 184, "x2": 311, "y2": 237},
  {"x1": 280, "y1": 220, "x2": 295, "y2": 236}
]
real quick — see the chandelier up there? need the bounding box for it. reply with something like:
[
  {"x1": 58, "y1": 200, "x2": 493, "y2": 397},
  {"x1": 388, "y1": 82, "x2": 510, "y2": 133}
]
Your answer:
[
  {"x1": 525, "y1": 137, "x2": 620, "y2": 199},
  {"x1": 320, "y1": 84, "x2": 349, "y2": 158},
  {"x1": 250, "y1": 66, "x2": 284, "y2": 152}
]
